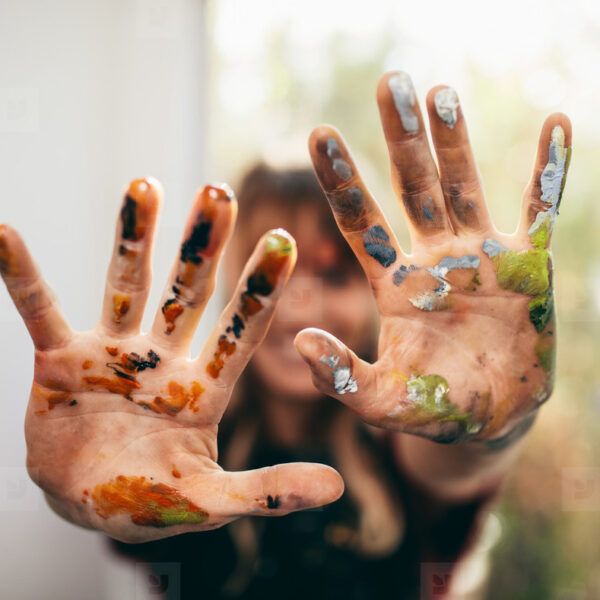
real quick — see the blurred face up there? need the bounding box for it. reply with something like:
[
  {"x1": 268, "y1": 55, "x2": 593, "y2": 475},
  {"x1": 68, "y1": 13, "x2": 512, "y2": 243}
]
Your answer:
[{"x1": 225, "y1": 198, "x2": 375, "y2": 400}]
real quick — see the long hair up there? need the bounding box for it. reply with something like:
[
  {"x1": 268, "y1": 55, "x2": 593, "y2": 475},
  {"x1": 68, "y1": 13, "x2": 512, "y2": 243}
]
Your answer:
[{"x1": 220, "y1": 162, "x2": 405, "y2": 595}]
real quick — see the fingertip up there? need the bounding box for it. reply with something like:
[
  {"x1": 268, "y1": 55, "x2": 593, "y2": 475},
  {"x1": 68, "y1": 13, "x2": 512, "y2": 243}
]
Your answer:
[
  {"x1": 262, "y1": 227, "x2": 297, "y2": 262},
  {"x1": 126, "y1": 177, "x2": 163, "y2": 209},
  {"x1": 181, "y1": 182, "x2": 239, "y2": 262},
  {"x1": 308, "y1": 125, "x2": 344, "y2": 160},
  {"x1": 376, "y1": 70, "x2": 411, "y2": 103},
  {"x1": 0, "y1": 224, "x2": 28, "y2": 278},
  {"x1": 426, "y1": 84, "x2": 462, "y2": 131},
  {"x1": 541, "y1": 113, "x2": 572, "y2": 148},
  {"x1": 320, "y1": 464, "x2": 345, "y2": 502},
  {"x1": 198, "y1": 182, "x2": 237, "y2": 204},
  {"x1": 377, "y1": 70, "x2": 421, "y2": 138},
  {"x1": 293, "y1": 463, "x2": 345, "y2": 507},
  {"x1": 294, "y1": 327, "x2": 336, "y2": 360}
]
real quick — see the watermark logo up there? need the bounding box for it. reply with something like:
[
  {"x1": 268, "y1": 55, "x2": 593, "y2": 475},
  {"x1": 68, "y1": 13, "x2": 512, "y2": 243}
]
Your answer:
[
  {"x1": 135, "y1": 563, "x2": 180, "y2": 599},
  {"x1": 0, "y1": 88, "x2": 39, "y2": 133},
  {"x1": 562, "y1": 467, "x2": 600, "y2": 511}
]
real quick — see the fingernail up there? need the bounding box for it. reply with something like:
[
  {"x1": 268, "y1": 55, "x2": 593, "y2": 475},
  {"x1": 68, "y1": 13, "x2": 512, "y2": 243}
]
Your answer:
[{"x1": 434, "y1": 87, "x2": 459, "y2": 129}]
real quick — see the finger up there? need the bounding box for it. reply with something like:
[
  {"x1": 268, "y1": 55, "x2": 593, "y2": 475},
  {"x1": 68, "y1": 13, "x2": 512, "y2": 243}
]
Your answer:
[
  {"x1": 0, "y1": 224, "x2": 72, "y2": 350},
  {"x1": 294, "y1": 327, "x2": 376, "y2": 416},
  {"x1": 100, "y1": 178, "x2": 162, "y2": 335},
  {"x1": 198, "y1": 229, "x2": 296, "y2": 387},
  {"x1": 519, "y1": 113, "x2": 572, "y2": 249},
  {"x1": 308, "y1": 125, "x2": 404, "y2": 280},
  {"x1": 215, "y1": 463, "x2": 344, "y2": 518},
  {"x1": 376, "y1": 71, "x2": 452, "y2": 243},
  {"x1": 150, "y1": 184, "x2": 237, "y2": 351},
  {"x1": 425, "y1": 85, "x2": 492, "y2": 234}
]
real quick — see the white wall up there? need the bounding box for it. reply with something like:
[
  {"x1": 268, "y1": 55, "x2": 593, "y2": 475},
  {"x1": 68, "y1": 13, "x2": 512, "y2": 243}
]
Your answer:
[{"x1": 0, "y1": 1, "x2": 209, "y2": 598}]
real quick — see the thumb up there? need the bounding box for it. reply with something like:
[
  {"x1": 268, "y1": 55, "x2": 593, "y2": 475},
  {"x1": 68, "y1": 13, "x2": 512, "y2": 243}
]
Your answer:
[
  {"x1": 218, "y1": 462, "x2": 344, "y2": 518},
  {"x1": 294, "y1": 327, "x2": 375, "y2": 414}
]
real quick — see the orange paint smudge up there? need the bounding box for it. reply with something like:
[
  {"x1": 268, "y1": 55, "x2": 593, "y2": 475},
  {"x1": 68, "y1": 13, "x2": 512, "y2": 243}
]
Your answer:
[
  {"x1": 206, "y1": 335, "x2": 236, "y2": 379},
  {"x1": 92, "y1": 475, "x2": 208, "y2": 528},
  {"x1": 106, "y1": 346, "x2": 119, "y2": 357},
  {"x1": 140, "y1": 381, "x2": 204, "y2": 415},
  {"x1": 82, "y1": 360, "x2": 93, "y2": 370},
  {"x1": 83, "y1": 375, "x2": 141, "y2": 396},
  {"x1": 121, "y1": 178, "x2": 158, "y2": 242},
  {"x1": 162, "y1": 299, "x2": 184, "y2": 334},
  {"x1": 46, "y1": 391, "x2": 70, "y2": 410},
  {"x1": 113, "y1": 294, "x2": 131, "y2": 323}
]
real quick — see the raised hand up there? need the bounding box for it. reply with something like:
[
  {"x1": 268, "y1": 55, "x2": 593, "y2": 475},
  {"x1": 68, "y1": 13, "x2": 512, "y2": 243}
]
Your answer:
[
  {"x1": 296, "y1": 72, "x2": 571, "y2": 445},
  {"x1": 0, "y1": 179, "x2": 342, "y2": 543}
]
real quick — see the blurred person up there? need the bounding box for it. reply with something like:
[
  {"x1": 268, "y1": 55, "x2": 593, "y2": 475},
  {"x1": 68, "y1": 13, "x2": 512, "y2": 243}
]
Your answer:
[{"x1": 0, "y1": 72, "x2": 571, "y2": 599}]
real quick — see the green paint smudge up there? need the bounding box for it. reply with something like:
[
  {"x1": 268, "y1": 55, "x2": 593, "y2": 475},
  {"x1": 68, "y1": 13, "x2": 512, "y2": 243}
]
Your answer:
[
  {"x1": 483, "y1": 239, "x2": 554, "y2": 332},
  {"x1": 406, "y1": 374, "x2": 481, "y2": 434}
]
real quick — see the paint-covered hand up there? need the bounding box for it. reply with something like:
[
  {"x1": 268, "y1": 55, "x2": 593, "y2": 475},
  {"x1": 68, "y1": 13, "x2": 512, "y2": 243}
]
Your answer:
[
  {"x1": 0, "y1": 180, "x2": 342, "y2": 543},
  {"x1": 296, "y1": 72, "x2": 571, "y2": 446}
]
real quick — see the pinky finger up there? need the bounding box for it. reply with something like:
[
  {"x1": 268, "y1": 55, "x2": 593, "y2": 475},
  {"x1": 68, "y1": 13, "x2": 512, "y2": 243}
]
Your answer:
[
  {"x1": 519, "y1": 113, "x2": 572, "y2": 248},
  {"x1": 0, "y1": 225, "x2": 72, "y2": 350}
]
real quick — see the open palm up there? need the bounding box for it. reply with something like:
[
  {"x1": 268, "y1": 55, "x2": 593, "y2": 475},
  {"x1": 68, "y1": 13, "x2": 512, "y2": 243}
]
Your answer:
[
  {"x1": 0, "y1": 179, "x2": 342, "y2": 543},
  {"x1": 296, "y1": 72, "x2": 571, "y2": 445}
]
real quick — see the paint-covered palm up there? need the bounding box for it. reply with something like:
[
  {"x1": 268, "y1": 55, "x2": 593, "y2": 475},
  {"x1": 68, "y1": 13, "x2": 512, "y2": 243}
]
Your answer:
[
  {"x1": 0, "y1": 180, "x2": 342, "y2": 543},
  {"x1": 296, "y1": 72, "x2": 571, "y2": 445}
]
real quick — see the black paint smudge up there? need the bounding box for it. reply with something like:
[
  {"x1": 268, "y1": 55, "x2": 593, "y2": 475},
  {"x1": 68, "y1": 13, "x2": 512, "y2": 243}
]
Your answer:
[
  {"x1": 120, "y1": 195, "x2": 139, "y2": 241},
  {"x1": 106, "y1": 350, "x2": 161, "y2": 380},
  {"x1": 328, "y1": 186, "x2": 367, "y2": 231},
  {"x1": 246, "y1": 271, "x2": 274, "y2": 296},
  {"x1": 363, "y1": 225, "x2": 397, "y2": 268},
  {"x1": 180, "y1": 214, "x2": 212, "y2": 265},
  {"x1": 266, "y1": 495, "x2": 280, "y2": 509},
  {"x1": 225, "y1": 313, "x2": 245, "y2": 339}
]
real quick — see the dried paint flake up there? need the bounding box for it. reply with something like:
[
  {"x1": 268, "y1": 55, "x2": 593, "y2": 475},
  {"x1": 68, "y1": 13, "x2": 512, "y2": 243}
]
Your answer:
[
  {"x1": 482, "y1": 238, "x2": 507, "y2": 258},
  {"x1": 388, "y1": 73, "x2": 419, "y2": 134},
  {"x1": 528, "y1": 125, "x2": 569, "y2": 243},
  {"x1": 319, "y1": 354, "x2": 358, "y2": 395},
  {"x1": 112, "y1": 294, "x2": 131, "y2": 323},
  {"x1": 392, "y1": 264, "x2": 418, "y2": 286},
  {"x1": 434, "y1": 87, "x2": 459, "y2": 129},
  {"x1": 409, "y1": 255, "x2": 480, "y2": 312},
  {"x1": 326, "y1": 138, "x2": 353, "y2": 181}
]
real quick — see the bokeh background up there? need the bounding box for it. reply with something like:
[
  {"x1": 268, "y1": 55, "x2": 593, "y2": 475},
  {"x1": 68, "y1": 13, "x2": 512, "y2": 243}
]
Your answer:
[{"x1": 1, "y1": 0, "x2": 600, "y2": 598}]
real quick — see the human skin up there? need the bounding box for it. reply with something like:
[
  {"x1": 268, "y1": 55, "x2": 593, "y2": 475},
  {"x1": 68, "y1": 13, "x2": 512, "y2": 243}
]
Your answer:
[
  {"x1": 0, "y1": 180, "x2": 343, "y2": 543},
  {"x1": 224, "y1": 201, "x2": 375, "y2": 402},
  {"x1": 295, "y1": 71, "x2": 572, "y2": 501}
]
